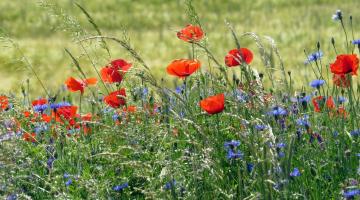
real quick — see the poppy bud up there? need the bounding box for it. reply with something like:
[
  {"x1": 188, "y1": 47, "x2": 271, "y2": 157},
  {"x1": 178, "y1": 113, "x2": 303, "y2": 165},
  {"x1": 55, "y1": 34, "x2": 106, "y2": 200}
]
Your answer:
[
  {"x1": 259, "y1": 73, "x2": 264, "y2": 79},
  {"x1": 331, "y1": 37, "x2": 335, "y2": 45}
]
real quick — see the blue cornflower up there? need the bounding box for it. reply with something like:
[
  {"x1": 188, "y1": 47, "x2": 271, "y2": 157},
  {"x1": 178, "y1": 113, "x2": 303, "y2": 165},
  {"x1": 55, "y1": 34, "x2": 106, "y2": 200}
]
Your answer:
[
  {"x1": 50, "y1": 102, "x2": 71, "y2": 109},
  {"x1": 113, "y1": 182, "x2": 129, "y2": 192},
  {"x1": 332, "y1": 10, "x2": 342, "y2": 21},
  {"x1": 112, "y1": 113, "x2": 119, "y2": 121},
  {"x1": 47, "y1": 157, "x2": 55, "y2": 169},
  {"x1": 34, "y1": 124, "x2": 48, "y2": 134},
  {"x1": 164, "y1": 179, "x2": 176, "y2": 190},
  {"x1": 296, "y1": 115, "x2": 310, "y2": 127},
  {"x1": 226, "y1": 149, "x2": 243, "y2": 160},
  {"x1": 305, "y1": 51, "x2": 323, "y2": 64},
  {"x1": 299, "y1": 95, "x2": 311, "y2": 103},
  {"x1": 65, "y1": 179, "x2": 72, "y2": 187},
  {"x1": 290, "y1": 168, "x2": 301, "y2": 177},
  {"x1": 64, "y1": 173, "x2": 70, "y2": 179},
  {"x1": 6, "y1": 194, "x2": 17, "y2": 200},
  {"x1": 254, "y1": 124, "x2": 267, "y2": 131},
  {"x1": 278, "y1": 152, "x2": 285, "y2": 158},
  {"x1": 142, "y1": 87, "x2": 148, "y2": 98},
  {"x1": 276, "y1": 143, "x2": 286, "y2": 149},
  {"x1": 224, "y1": 140, "x2": 240, "y2": 149},
  {"x1": 33, "y1": 104, "x2": 48, "y2": 113},
  {"x1": 343, "y1": 189, "x2": 360, "y2": 199},
  {"x1": 350, "y1": 129, "x2": 360, "y2": 137},
  {"x1": 356, "y1": 153, "x2": 360, "y2": 157},
  {"x1": 247, "y1": 163, "x2": 254, "y2": 172},
  {"x1": 175, "y1": 84, "x2": 185, "y2": 94},
  {"x1": 338, "y1": 96, "x2": 347, "y2": 104},
  {"x1": 268, "y1": 106, "x2": 287, "y2": 117},
  {"x1": 309, "y1": 79, "x2": 325, "y2": 89},
  {"x1": 352, "y1": 39, "x2": 360, "y2": 45}
]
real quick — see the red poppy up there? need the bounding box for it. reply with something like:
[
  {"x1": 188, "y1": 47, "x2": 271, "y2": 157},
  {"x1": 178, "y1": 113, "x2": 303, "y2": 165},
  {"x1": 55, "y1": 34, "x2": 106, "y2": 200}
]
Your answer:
[
  {"x1": 32, "y1": 98, "x2": 47, "y2": 106},
  {"x1": 53, "y1": 106, "x2": 78, "y2": 123},
  {"x1": 124, "y1": 105, "x2": 137, "y2": 113},
  {"x1": 330, "y1": 54, "x2": 359, "y2": 75},
  {"x1": 177, "y1": 24, "x2": 204, "y2": 42},
  {"x1": 166, "y1": 59, "x2": 201, "y2": 78},
  {"x1": 79, "y1": 113, "x2": 93, "y2": 135},
  {"x1": 42, "y1": 113, "x2": 52, "y2": 123},
  {"x1": 336, "y1": 107, "x2": 347, "y2": 118},
  {"x1": 104, "y1": 89, "x2": 126, "y2": 108},
  {"x1": 65, "y1": 77, "x2": 97, "y2": 94},
  {"x1": 100, "y1": 59, "x2": 132, "y2": 83},
  {"x1": 225, "y1": 48, "x2": 254, "y2": 67},
  {"x1": 312, "y1": 96, "x2": 335, "y2": 112},
  {"x1": 0, "y1": 95, "x2": 9, "y2": 110},
  {"x1": 200, "y1": 93, "x2": 225, "y2": 114},
  {"x1": 23, "y1": 132, "x2": 36, "y2": 143},
  {"x1": 333, "y1": 74, "x2": 351, "y2": 88}
]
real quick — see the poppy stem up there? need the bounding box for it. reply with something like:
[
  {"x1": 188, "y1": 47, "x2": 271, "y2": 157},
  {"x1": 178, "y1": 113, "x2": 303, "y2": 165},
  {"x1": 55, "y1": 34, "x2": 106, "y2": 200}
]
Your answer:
[{"x1": 191, "y1": 42, "x2": 195, "y2": 59}]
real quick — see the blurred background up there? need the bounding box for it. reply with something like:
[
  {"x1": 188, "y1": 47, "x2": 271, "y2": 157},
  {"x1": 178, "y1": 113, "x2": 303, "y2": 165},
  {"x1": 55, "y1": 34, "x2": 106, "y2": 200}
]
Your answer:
[{"x1": 0, "y1": 0, "x2": 359, "y2": 95}]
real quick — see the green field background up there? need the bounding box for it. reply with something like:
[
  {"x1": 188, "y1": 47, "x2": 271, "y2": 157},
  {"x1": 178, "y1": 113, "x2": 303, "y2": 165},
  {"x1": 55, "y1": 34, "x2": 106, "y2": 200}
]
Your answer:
[{"x1": 0, "y1": 0, "x2": 359, "y2": 95}]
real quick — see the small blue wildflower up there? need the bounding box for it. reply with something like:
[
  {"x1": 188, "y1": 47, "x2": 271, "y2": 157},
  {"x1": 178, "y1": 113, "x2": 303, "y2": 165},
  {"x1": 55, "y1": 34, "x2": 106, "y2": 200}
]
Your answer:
[
  {"x1": 224, "y1": 140, "x2": 240, "y2": 149},
  {"x1": 309, "y1": 79, "x2": 325, "y2": 89},
  {"x1": 332, "y1": 10, "x2": 342, "y2": 21},
  {"x1": 254, "y1": 124, "x2": 267, "y2": 131},
  {"x1": 34, "y1": 124, "x2": 48, "y2": 134},
  {"x1": 268, "y1": 106, "x2": 287, "y2": 117},
  {"x1": 352, "y1": 39, "x2": 360, "y2": 45},
  {"x1": 50, "y1": 102, "x2": 71, "y2": 109},
  {"x1": 33, "y1": 104, "x2": 48, "y2": 113},
  {"x1": 305, "y1": 51, "x2": 323, "y2": 64},
  {"x1": 142, "y1": 87, "x2": 149, "y2": 97},
  {"x1": 337, "y1": 96, "x2": 347, "y2": 104},
  {"x1": 112, "y1": 113, "x2": 119, "y2": 121},
  {"x1": 6, "y1": 194, "x2": 17, "y2": 200},
  {"x1": 276, "y1": 143, "x2": 286, "y2": 149},
  {"x1": 247, "y1": 163, "x2": 254, "y2": 172},
  {"x1": 175, "y1": 85, "x2": 185, "y2": 94},
  {"x1": 278, "y1": 152, "x2": 285, "y2": 158},
  {"x1": 226, "y1": 149, "x2": 243, "y2": 160},
  {"x1": 47, "y1": 157, "x2": 55, "y2": 169},
  {"x1": 296, "y1": 115, "x2": 310, "y2": 127},
  {"x1": 350, "y1": 129, "x2": 360, "y2": 137},
  {"x1": 333, "y1": 131, "x2": 339, "y2": 137},
  {"x1": 356, "y1": 153, "x2": 360, "y2": 157},
  {"x1": 65, "y1": 179, "x2": 72, "y2": 187},
  {"x1": 64, "y1": 173, "x2": 70, "y2": 179},
  {"x1": 343, "y1": 189, "x2": 360, "y2": 199},
  {"x1": 164, "y1": 179, "x2": 176, "y2": 190},
  {"x1": 113, "y1": 182, "x2": 129, "y2": 191},
  {"x1": 290, "y1": 168, "x2": 301, "y2": 177}
]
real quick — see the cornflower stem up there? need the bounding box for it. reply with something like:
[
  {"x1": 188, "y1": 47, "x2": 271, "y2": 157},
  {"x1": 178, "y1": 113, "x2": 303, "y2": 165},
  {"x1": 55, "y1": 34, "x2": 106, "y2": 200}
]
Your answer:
[
  {"x1": 340, "y1": 19, "x2": 349, "y2": 53},
  {"x1": 237, "y1": 162, "x2": 244, "y2": 199}
]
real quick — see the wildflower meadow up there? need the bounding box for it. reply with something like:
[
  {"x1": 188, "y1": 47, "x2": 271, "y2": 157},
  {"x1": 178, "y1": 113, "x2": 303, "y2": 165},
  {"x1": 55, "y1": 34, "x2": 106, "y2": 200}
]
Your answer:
[{"x1": 0, "y1": 0, "x2": 359, "y2": 199}]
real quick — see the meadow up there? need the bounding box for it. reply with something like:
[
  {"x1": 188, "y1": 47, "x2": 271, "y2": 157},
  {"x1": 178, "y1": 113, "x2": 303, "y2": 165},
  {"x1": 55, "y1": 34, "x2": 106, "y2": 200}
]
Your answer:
[{"x1": 0, "y1": 0, "x2": 360, "y2": 199}]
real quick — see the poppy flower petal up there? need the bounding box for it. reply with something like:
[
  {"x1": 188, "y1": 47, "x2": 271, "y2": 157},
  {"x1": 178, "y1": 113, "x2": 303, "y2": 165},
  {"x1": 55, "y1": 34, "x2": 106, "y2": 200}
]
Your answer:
[
  {"x1": 84, "y1": 77, "x2": 98, "y2": 85},
  {"x1": 166, "y1": 59, "x2": 201, "y2": 78},
  {"x1": 200, "y1": 93, "x2": 225, "y2": 114},
  {"x1": 177, "y1": 24, "x2": 204, "y2": 42}
]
